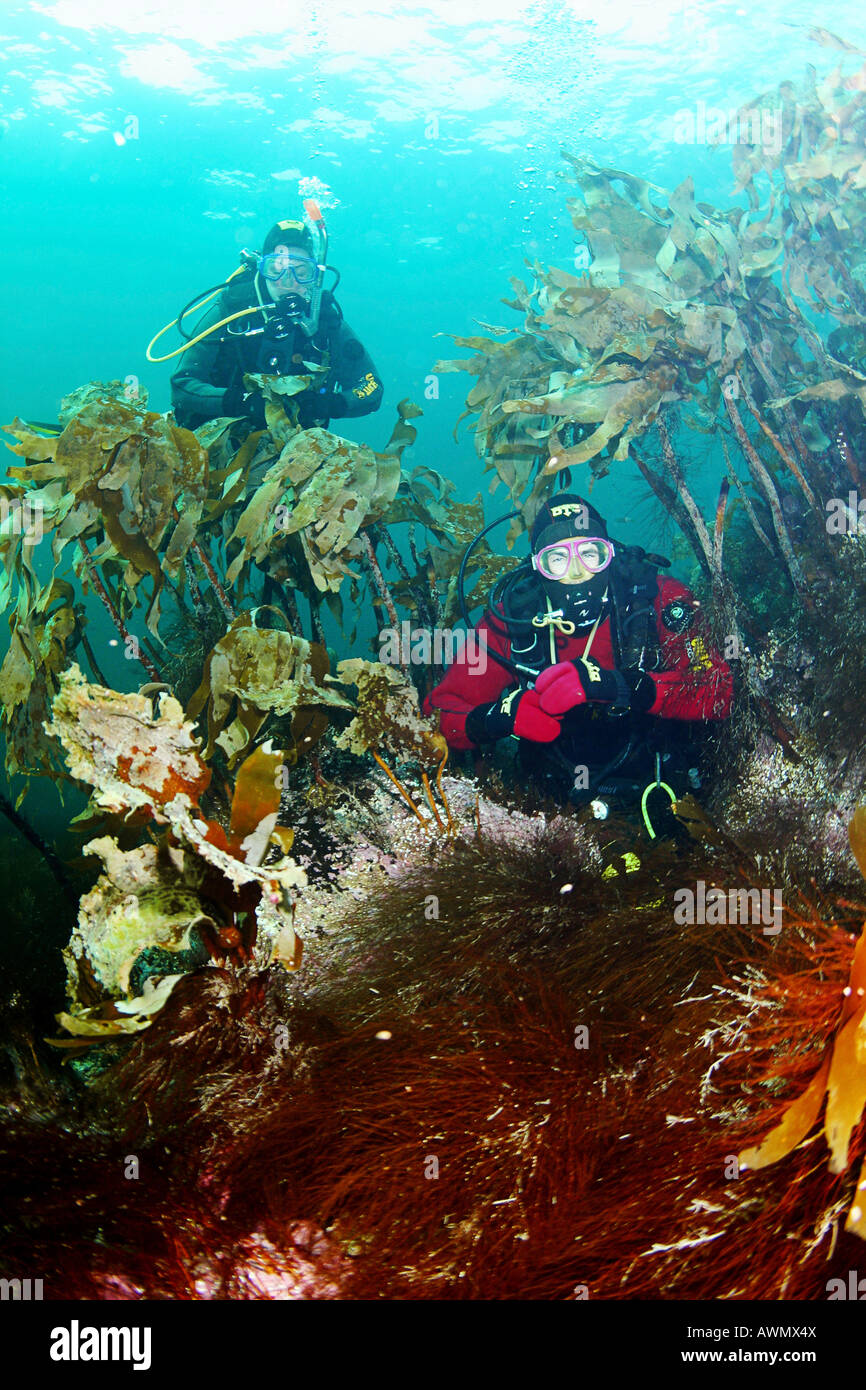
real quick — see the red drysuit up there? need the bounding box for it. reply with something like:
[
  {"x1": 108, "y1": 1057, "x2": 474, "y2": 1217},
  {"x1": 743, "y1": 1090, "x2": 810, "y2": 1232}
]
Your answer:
[{"x1": 424, "y1": 575, "x2": 733, "y2": 751}]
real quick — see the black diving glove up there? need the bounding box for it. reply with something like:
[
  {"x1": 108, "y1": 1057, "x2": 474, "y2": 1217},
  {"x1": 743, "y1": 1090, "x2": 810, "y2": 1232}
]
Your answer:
[
  {"x1": 535, "y1": 659, "x2": 656, "y2": 715},
  {"x1": 242, "y1": 391, "x2": 267, "y2": 429},
  {"x1": 465, "y1": 687, "x2": 562, "y2": 745},
  {"x1": 222, "y1": 383, "x2": 266, "y2": 429},
  {"x1": 313, "y1": 389, "x2": 347, "y2": 418},
  {"x1": 292, "y1": 387, "x2": 346, "y2": 422}
]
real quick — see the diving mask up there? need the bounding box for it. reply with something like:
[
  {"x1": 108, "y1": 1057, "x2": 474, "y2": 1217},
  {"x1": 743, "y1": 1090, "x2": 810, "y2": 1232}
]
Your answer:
[
  {"x1": 533, "y1": 536, "x2": 615, "y2": 581},
  {"x1": 258, "y1": 250, "x2": 318, "y2": 286}
]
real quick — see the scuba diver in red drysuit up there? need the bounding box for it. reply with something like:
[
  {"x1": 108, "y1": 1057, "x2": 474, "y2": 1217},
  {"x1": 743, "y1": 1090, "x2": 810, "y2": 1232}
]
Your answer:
[{"x1": 423, "y1": 493, "x2": 733, "y2": 821}]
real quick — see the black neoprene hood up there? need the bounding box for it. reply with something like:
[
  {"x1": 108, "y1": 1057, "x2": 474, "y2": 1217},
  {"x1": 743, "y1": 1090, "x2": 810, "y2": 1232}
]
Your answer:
[{"x1": 530, "y1": 493, "x2": 609, "y2": 554}]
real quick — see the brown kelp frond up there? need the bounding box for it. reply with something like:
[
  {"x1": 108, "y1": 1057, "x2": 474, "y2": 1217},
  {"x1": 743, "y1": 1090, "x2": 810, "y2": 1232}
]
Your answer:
[
  {"x1": 0, "y1": 390, "x2": 488, "y2": 802},
  {"x1": 186, "y1": 611, "x2": 353, "y2": 766},
  {"x1": 334, "y1": 657, "x2": 452, "y2": 832}
]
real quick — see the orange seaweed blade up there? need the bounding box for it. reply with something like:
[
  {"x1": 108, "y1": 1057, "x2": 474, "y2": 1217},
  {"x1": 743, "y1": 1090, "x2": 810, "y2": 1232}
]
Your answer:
[
  {"x1": 825, "y1": 1003, "x2": 866, "y2": 1174},
  {"x1": 845, "y1": 1153, "x2": 866, "y2": 1238},
  {"x1": 849, "y1": 805, "x2": 866, "y2": 886},
  {"x1": 229, "y1": 742, "x2": 284, "y2": 849},
  {"x1": 739, "y1": 1054, "x2": 831, "y2": 1171}
]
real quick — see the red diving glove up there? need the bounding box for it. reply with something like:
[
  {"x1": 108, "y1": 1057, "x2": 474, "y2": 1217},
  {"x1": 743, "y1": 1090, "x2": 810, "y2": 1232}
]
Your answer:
[
  {"x1": 536, "y1": 659, "x2": 654, "y2": 715},
  {"x1": 464, "y1": 686, "x2": 562, "y2": 745}
]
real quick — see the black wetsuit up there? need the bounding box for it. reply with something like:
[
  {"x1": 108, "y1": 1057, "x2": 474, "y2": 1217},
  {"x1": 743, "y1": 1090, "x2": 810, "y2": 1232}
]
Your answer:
[{"x1": 170, "y1": 269, "x2": 383, "y2": 431}]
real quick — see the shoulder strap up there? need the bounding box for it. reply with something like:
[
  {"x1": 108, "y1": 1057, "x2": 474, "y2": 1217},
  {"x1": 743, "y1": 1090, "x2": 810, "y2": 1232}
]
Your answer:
[
  {"x1": 496, "y1": 573, "x2": 549, "y2": 676},
  {"x1": 223, "y1": 269, "x2": 259, "y2": 312},
  {"x1": 611, "y1": 550, "x2": 663, "y2": 671},
  {"x1": 320, "y1": 290, "x2": 343, "y2": 327}
]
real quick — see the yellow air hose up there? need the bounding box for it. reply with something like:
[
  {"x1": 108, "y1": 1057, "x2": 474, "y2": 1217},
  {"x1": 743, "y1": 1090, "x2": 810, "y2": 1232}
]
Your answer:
[{"x1": 145, "y1": 265, "x2": 266, "y2": 363}]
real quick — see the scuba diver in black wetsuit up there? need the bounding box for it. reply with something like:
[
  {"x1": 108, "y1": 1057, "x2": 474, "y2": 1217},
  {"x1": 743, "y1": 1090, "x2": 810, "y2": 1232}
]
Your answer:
[
  {"x1": 424, "y1": 493, "x2": 734, "y2": 833},
  {"x1": 150, "y1": 200, "x2": 383, "y2": 433}
]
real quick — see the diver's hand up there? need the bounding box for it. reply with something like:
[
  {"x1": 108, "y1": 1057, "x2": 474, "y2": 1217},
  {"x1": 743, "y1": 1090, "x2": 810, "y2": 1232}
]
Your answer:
[
  {"x1": 241, "y1": 391, "x2": 267, "y2": 429},
  {"x1": 536, "y1": 660, "x2": 656, "y2": 714},
  {"x1": 317, "y1": 389, "x2": 346, "y2": 417},
  {"x1": 465, "y1": 687, "x2": 561, "y2": 745},
  {"x1": 535, "y1": 659, "x2": 621, "y2": 713},
  {"x1": 295, "y1": 388, "x2": 346, "y2": 423},
  {"x1": 223, "y1": 382, "x2": 267, "y2": 428},
  {"x1": 221, "y1": 381, "x2": 245, "y2": 418}
]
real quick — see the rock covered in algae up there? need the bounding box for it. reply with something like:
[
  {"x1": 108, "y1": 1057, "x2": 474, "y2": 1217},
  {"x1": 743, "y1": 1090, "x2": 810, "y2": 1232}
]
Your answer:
[
  {"x1": 47, "y1": 669, "x2": 308, "y2": 1039},
  {"x1": 65, "y1": 836, "x2": 216, "y2": 1000},
  {"x1": 47, "y1": 663, "x2": 211, "y2": 818}
]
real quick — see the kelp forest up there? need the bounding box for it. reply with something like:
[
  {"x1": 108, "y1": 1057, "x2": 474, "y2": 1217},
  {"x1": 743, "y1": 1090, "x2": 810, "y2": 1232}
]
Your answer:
[{"x1": 3, "y1": 45, "x2": 866, "y2": 1301}]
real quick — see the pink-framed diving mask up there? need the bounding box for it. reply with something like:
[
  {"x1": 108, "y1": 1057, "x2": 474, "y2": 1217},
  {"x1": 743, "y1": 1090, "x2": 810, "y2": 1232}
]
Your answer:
[{"x1": 532, "y1": 535, "x2": 615, "y2": 582}]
